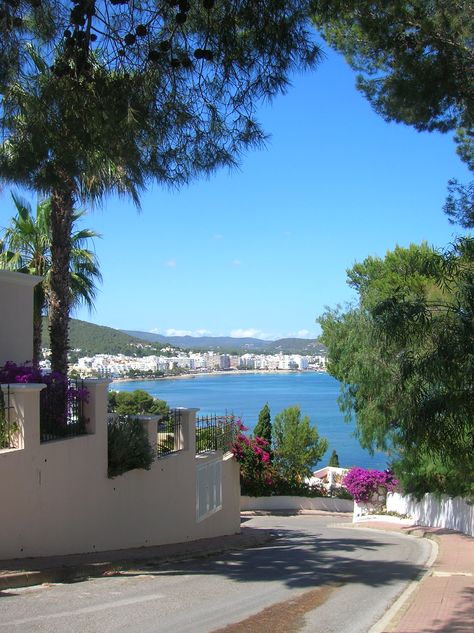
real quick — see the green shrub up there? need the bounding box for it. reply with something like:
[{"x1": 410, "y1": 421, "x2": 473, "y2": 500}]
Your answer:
[
  {"x1": 107, "y1": 415, "x2": 155, "y2": 478},
  {"x1": 108, "y1": 389, "x2": 168, "y2": 417}
]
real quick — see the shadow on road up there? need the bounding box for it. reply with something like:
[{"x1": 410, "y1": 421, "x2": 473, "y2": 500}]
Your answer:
[{"x1": 131, "y1": 525, "x2": 426, "y2": 591}]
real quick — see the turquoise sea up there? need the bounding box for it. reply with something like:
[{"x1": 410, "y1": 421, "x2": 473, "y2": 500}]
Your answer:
[{"x1": 111, "y1": 371, "x2": 388, "y2": 470}]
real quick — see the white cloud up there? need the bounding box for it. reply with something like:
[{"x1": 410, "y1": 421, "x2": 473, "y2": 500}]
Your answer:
[
  {"x1": 195, "y1": 329, "x2": 212, "y2": 336},
  {"x1": 230, "y1": 328, "x2": 263, "y2": 338},
  {"x1": 295, "y1": 329, "x2": 311, "y2": 338},
  {"x1": 165, "y1": 259, "x2": 177, "y2": 268},
  {"x1": 165, "y1": 328, "x2": 193, "y2": 337},
  {"x1": 282, "y1": 329, "x2": 316, "y2": 339},
  {"x1": 164, "y1": 328, "x2": 212, "y2": 338},
  {"x1": 148, "y1": 327, "x2": 315, "y2": 340}
]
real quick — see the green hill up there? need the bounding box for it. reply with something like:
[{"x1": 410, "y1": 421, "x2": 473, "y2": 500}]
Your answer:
[
  {"x1": 124, "y1": 330, "x2": 326, "y2": 355},
  {"x1": 40, "y1": 319, "x2": 326, "y2": 358},
  {"x1": 42, "y1": 319, "x2": 166, "y2": 358}
]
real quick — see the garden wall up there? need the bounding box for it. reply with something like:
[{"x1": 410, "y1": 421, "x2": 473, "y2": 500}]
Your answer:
[
  {"x1": 386, "y1": 492, "x2": 474, "y2": 537},
  {"x1": 0, "y1": 381, "x2": 240, "y2": 559},
  {"x1": 241, "y1": 495, "x2": 353, "y2": 513}
]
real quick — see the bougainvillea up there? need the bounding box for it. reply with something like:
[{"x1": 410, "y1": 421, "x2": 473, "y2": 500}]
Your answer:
[
  {"x1": 0, "y1": 361, "x2": 88, "y2": 435},
  {"x1": 343, "y1": 467, "x2": 398, "y2": 503},
  {"x1": 231, "y1": 420, "x2": 331, "y2": 498},
  {"x1": 231, "y1": 421, "x2": 273, "y2": 496}
]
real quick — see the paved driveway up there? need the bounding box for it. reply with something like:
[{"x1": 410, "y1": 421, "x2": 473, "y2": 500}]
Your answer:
[{"x1": 0, "y1": 514, "x2": 432, "y2": 633}]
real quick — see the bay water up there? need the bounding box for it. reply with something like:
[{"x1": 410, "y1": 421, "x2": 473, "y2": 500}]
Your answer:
[{"x1": 111, "y1": 371, "x2": 388, "y2": 470}]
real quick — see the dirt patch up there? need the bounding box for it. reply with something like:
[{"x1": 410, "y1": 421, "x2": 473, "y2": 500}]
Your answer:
[{"x1": 211, "y1": 585, "x2": 336, "y2": 633}]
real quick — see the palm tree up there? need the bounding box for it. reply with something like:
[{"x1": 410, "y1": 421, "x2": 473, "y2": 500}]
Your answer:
[{"x1": 0, "y1": 193, "x2": 101, "y2": 367}]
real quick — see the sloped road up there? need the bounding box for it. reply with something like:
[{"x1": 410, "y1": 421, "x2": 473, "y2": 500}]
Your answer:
[{"x1": 0, "y1": 515, "x2": 431, "y2": 633}]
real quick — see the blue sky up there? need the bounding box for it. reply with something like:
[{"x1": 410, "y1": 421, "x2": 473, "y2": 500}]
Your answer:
[{"x1": 1, "y1": 45, "x2": 470, "y2": 341}]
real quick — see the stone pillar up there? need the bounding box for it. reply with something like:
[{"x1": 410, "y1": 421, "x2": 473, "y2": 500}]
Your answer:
[
  {"x1": 82, "y1": 379, "x2": 111, "y2": 437},
  {"x1": 135, "y1": 415, "x2": 160, "y2": 448},
  {"x1": 81, "y1": 379, "x2": 111, "y2": 476},
  {"x1": 175, "y1": 408, "x2": 199, "y2": 453},
  {"x1": 1, "y1": 383, "x2": 46, "y2": 450}
]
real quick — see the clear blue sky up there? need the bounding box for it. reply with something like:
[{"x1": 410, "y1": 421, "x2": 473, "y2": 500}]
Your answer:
[{"x1": 1, "y1": 45, "x2": 470, "y2": 341}]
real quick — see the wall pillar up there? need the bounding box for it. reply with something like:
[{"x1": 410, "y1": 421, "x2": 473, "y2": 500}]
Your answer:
[
  {"x1": 1, "y1": 383, "x2": 46, "y2": 450},
  {"x1": 175, "y1": 407, "x2": 198, "y2": 453},
  {"x1": 82, "y1": 379, "x2": 111, "y2": 437},
  {"x1": 135, "y1": 415, "x2": 160, "y2": 448}
]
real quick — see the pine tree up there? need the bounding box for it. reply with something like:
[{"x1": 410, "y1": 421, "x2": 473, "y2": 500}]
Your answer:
[
  {"x1": 254, "y1": 403, "x2": 272, "y2": 445},
  {"x1": 328, "y1": 450, "x2": 340, "y2": 468}
]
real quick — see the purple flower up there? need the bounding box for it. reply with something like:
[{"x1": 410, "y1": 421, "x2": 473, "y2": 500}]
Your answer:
[{"x1": 343, "y1": 467, "x2": 398, "y2": 503}]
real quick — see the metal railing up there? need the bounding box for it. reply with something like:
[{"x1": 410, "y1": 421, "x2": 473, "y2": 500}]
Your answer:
[
  {"x1": 195, "y1": 414, "x2": 237, "y2": 454},
  {"x1": 40, "y1": 379, "x2": 87, "y2": 443},
  {"x1": 156, "y1": 408, "x2": 182, "y2": 458},
  {"x1": 0, "y1": 386, "x2": 17, "y2": 450}
]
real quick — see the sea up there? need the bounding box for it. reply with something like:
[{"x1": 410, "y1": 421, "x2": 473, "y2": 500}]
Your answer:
[{"x1": 111, "y1": 371, "x2": 388, "y2": 470}]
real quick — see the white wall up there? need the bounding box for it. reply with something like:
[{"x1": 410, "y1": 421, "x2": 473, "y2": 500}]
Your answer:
[
  {"x1": 0, "y1": 382, "x2": 241, "y2": 559},
  {"x1": 387, "y1": 492, "x2": 474, "y2": 537},
  {"x1": 241, "y1": 495, "x2": 353, "y2": 513},
  {"x1": 0, "y1": 271, "x2": 42, "y2": 365}
]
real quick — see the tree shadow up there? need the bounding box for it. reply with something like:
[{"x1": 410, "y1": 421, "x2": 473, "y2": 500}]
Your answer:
[
  {"x1": 429, "y1": 586, "x2": 474, "y2": 632},
  {"x1": 136, "y1": 526, "x2": 426, "y2": 591},
  {"x1": 0, "y1": 520, "x2": 428, "y2": 596}
]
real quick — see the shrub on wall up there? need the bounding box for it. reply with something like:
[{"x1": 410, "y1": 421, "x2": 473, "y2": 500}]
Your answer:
[{"x1": 108, "y1": 415, "x2": 155, "y2": 478}]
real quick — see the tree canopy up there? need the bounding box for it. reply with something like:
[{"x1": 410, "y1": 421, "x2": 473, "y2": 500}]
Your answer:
[
  {"x1": 319, "y1": 241, "x2": 474, "y2": 498},
  {"x1": 313, "y1": 1, "x2": 474, "y2": 227},
  {"x1": 272, "y1": 405, "x2": 328, "y2": 483},
  {"x1": 108, "y1": 389, "x2": 168, "y2": 417},
  {"x1": 0, "y1": 1, "x2": 321, "y2": 375},
  {"x1": 1, "y1": 1, "x2": 321, "y2": 195},
  {"x1": 313, "y1": 1, "x2": 473, "y2": 133}
]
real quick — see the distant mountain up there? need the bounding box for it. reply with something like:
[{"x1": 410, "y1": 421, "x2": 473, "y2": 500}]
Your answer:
[
  {"x1": 42, "y1": 319, "x2": 166, "y2": 358},
  {"x1": 41, "y1": 319, "x2": 326, "y2": 357},
  {"x1": 124, "y1": 330, "x2": 326, "y2": 355}
]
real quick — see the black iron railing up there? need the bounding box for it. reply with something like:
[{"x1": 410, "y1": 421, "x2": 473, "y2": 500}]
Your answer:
[
  {"x1": 0, "y1": 386, "x2": 17, "y2": 450},
  {"x1": 40, "y1": 378, "x2": 87, "y2": 443},
  {"x1": 156, "y1": 408, "x2": 182, "y2": 458},
  {"x1": 195, "y1": 414, "x2": 237, "y2": 454}
]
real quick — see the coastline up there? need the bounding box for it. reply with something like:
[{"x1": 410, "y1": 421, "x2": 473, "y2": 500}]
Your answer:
[{"x1": 110, "y1": 369, "x2": 327, "y2": 385}]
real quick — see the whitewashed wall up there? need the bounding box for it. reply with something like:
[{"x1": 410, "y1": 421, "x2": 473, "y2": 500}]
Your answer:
[
  {"x1": 241, "y1": 495, "x2": 353, "y2": 513},
  {"x1": 0, "y1": 383, "x2": 241, "y2": 559},
  {"x1": 387, "y1": 492, "x2": 474, "y2": 537}
]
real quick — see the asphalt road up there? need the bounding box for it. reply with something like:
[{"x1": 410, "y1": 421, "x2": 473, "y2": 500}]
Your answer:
[{"x1": 0, "y1": 515, "x2": 431, "y2": 633}]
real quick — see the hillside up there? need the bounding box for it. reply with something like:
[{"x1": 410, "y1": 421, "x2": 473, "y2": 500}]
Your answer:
[
  {"x1": 42, "y1": 319, "x2": 166, "y2": 358},
  {"x1": 40, "y1": 319, "x2": 326, "y2": 357},
  {"x1": 124, "y1": 330, "x2": 326, "y2": 355}
]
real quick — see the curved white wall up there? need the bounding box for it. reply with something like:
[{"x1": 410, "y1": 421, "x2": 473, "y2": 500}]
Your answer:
[{"x1": 387, "y1": 492, "x2": 474, "y2": 537}]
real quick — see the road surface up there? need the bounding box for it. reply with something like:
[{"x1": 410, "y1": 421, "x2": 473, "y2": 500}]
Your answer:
[{"x1": 0, "y1": 514, "x2": 431, "y2": 633}]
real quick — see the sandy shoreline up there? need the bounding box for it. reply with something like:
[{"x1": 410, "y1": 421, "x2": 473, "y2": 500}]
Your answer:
[{"x1": 111, "y1": 369, "x2": 326, "y2": 385}]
